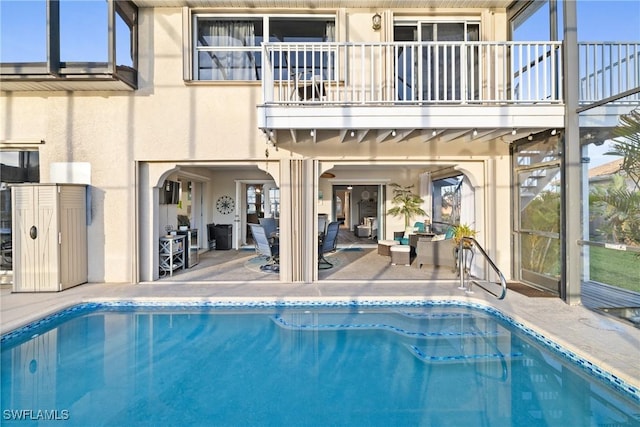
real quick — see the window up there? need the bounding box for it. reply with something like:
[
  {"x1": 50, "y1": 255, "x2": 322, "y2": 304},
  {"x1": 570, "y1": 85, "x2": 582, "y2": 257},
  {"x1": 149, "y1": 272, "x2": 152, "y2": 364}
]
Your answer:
[
  {"x1": 432, "y1": 175, "x2": 463, "y2": 227},
  {"x1": 115, "y1": 1, "x2": 137, "y2": 69},
  {"x1": 0, "y1": 151, "x2": 40, "y2": 272},
  {"x1": 0, "y1": 0, "x2": 138, "y2": 89},
  {"x1": 195, "y1": 18, "x2": 262, "y2": 81},
  {"x1": 247, "y1": 185, "x2": 264, "y2": 215},
  {"x1": 192, "y1": 15, "x2": 335, "y2": 81},
  {"x1": 269, "y1": 187, "x2": 280, "y2": 218},
  {"x1": 60, "y1": 0, "x2": 108, "y2": 63},
  {"x1": 0, "y1": 0, "x2": 47, "y2": 63}
]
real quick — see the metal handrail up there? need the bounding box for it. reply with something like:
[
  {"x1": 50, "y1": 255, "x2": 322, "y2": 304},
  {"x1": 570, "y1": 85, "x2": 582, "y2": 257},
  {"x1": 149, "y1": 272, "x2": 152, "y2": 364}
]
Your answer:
[
  {"x1": 457, "y1": 237, "x2": 507, "y2": 300},
  {"x1": 577, "y1": 239, "x2": 640, "y2": 254}
]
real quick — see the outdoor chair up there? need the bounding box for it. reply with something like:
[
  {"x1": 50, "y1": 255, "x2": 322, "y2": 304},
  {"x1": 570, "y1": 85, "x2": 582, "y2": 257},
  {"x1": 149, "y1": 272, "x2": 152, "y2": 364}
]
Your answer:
[
  {"x1": 249, "y1": 223, "x2": 279, "y2": 272},
  {"x1": 318, "y1": 221, "x2": 339, "y2": 269},
  {"x1": 318, "y1": 214, "x2": 328, "y2": 237},
  {"x1": 415, "y1": 235, "x2": 456, "y2": 269},
  {"x1": 394, "y1": 226, "x2": 417, "y2": 245},
  {"x1": 259, "y1": 217, "x2": 278, "y2": 242},
  {"x1": 292, "y1": 72, "x2": 326, "y2": 101}
]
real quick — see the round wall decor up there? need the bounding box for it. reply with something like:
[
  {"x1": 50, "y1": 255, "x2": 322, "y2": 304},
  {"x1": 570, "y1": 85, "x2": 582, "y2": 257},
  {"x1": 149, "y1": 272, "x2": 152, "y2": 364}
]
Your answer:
[{"x1": 216, "y1": 195, "x2": 235, "y2": 214}]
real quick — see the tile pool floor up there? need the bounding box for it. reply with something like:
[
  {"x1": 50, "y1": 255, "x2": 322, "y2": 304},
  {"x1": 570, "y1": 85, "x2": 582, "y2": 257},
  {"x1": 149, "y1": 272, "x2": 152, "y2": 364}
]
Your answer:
[{"x1": 2, "y1": 278, "x2": 639, "y2": 391}]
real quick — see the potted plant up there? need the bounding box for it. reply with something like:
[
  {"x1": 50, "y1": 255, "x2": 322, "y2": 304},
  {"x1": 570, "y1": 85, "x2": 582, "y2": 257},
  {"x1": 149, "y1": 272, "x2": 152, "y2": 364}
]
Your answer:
[
  {"x1": 177, "y1": 215, "x2": 190, "y2": 229},
  {"x1": 452, "y1": 223, "x2": 478, "y2": 247},
  {"x1": 387, "y1": 183, "x2": 427, "y2": 228}
]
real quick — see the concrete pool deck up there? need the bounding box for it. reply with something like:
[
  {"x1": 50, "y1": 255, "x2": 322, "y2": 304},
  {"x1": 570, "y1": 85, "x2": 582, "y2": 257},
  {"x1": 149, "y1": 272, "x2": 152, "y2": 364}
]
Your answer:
[{"x1": 1, "y1": 280, "x2": 639, "y2": 392}]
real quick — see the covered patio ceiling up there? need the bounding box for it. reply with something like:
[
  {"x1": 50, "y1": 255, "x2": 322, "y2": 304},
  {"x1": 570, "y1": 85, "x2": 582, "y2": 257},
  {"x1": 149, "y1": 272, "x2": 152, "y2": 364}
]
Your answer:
[
  {"x1": 267, "y1": 126, "x2": 616, "y2": 145},
  {"x1": 272, "y1": 127, "x2": 545, "y2": 144},
  {"x1": 260, "y1": 102, "x2": 627, "y2": 146}
]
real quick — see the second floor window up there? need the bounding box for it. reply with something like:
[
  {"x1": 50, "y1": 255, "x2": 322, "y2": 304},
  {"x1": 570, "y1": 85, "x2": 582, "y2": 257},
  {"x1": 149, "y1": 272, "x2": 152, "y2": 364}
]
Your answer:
[
  {"x1": 1, "y1": 0, "x2": 137, "y2": 88},
  {"x1": 193, "y1": 15, "x2": 335, "y2": 81}
]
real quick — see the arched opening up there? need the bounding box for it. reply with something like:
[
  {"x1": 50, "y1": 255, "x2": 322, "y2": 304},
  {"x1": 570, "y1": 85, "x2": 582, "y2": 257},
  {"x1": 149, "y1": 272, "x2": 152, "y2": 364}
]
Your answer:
[
  {"x1": 140, "y1": 162, "x2": 281, "y2": 282},
  {"x1": 316, "y1": 161, "x2": 483, "y2": 281}
]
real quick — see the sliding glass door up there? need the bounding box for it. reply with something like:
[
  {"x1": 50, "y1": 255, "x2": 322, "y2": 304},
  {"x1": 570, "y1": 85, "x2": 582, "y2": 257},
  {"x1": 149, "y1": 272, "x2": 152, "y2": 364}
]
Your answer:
[{"x1": 394, "y1": 21, "x2": 479, "y2": 101}]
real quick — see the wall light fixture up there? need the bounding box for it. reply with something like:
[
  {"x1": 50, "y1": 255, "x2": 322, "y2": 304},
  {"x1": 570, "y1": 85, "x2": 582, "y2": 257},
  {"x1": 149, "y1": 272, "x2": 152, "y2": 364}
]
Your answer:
[{"x1": 372, "y1": 13, "x2": 382, "y2": 30}]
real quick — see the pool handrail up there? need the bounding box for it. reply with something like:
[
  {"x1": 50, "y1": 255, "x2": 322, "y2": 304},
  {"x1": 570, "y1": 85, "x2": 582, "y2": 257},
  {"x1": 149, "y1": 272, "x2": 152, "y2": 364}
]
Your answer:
[{"x1": 458, "y1": 237, "x2": 507, "y2": 300}]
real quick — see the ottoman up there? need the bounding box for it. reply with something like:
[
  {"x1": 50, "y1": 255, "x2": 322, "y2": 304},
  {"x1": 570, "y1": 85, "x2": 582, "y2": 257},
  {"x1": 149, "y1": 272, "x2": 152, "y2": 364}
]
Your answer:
[
  {"x1": 390, "y1": 245, "x2": 411, "y2": 266},
  {"x1": 357, "y1": 225, "x2": 371, "y2": 237},
  {"x1": 377, "y1": 240, "x2": 399, "y2": 256}
]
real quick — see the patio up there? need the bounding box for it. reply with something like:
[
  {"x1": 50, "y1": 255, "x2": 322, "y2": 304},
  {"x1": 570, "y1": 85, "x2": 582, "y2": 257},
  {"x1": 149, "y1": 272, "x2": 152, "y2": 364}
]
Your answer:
[{"x1": 156, "y1": 226, "x2": 460, "y2": 283}]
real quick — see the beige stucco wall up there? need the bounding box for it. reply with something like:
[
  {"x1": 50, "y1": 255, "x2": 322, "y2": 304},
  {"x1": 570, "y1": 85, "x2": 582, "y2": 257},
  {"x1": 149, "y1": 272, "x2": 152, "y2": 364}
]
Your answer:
[{"x1": 1, "y1": 6, "x2": 515, "y2": 284}]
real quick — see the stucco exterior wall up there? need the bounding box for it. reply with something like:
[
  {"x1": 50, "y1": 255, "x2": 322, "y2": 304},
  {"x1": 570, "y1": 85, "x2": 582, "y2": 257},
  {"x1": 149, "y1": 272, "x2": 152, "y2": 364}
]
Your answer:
[{"x1": 1, "y1": 6, "x2": 515, "y2": 284}]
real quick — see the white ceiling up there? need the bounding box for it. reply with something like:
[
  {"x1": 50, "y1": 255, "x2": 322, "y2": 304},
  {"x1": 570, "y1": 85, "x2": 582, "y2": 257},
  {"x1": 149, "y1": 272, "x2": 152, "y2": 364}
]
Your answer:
[{"x1": 132, "y1": 0, "x2": 515, "y2": 9}]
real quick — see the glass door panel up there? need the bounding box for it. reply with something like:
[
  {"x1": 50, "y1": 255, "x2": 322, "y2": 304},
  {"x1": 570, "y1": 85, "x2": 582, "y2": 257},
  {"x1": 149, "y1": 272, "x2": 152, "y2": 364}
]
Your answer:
[
  {"x1": 514, "y1": 137, "x2": 562, "y2": 293},
  {"x1": 393, "y1": 25, "x2": 418, "y2": 101},
  {"x1": 394, "y1": 22, "x2": 479, "y2": 101}
]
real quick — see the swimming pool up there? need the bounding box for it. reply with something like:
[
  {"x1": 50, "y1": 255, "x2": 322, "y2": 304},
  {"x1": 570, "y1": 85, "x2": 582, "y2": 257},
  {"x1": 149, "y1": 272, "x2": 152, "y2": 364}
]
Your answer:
[{"x1": 2, "y1": 300, "x2": 639, "y2": 426}]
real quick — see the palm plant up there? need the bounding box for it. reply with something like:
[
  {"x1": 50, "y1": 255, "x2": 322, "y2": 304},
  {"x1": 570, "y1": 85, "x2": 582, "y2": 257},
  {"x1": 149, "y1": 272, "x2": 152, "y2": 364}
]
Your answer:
[
  {"x1": 590, "y1": 175, "x2": 640, "y2": 246},
  {"x1": 610, "y1": 109, "x2": 640, "y2": 191},
  {"x1": 591, "y1": 108, "x2": 640, "y2": 248},
  {"x1": 452, "y1": 223, "x2": 478, "y2": 247},
  {"x1": 521, "y1": 190, "x2": 561, "y2": 275},
  {"x1": 387, "y1": 183, "x2": 426, "y2": 228}
]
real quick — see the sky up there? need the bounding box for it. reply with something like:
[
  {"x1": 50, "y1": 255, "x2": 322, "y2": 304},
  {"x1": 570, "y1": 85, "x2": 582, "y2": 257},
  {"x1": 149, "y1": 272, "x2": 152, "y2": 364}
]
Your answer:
[
  {"x1": 0, "y1": 0, "x2": 128, "y2": 64},
  {"x1": 1, "y1": 0, "x2": 638, "y2": 61},
  {"x1": 513, "y1": 0, "x2": 640, "y2": 42}
]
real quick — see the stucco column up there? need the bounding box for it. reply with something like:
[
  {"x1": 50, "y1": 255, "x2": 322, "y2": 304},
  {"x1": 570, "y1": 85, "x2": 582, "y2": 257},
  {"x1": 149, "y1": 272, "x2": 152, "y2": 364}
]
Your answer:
[
  {"x1": 279, "y1": 158, "x2": 314, "y2": 283},
  {"x1": 562, "y1": 0, "x2": 582, "y2": 304}
]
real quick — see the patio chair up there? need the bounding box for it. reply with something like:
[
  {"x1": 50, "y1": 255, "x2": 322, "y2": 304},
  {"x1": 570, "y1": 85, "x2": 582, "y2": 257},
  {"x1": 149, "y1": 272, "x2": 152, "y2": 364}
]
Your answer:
[
  {"x1": 415, "y1": 235, "x2": 456, "y2": 269},
  {"x1": 318, "y1": 221, "x2": 339, "y2": 269},
  {"x1": 292, "y1": 72, "x2": 326, "y2": 101},
  {"x1": 394, "y1": 226, "x2": 416, "y2": 245},
  {"x1": 249, "y1": 223, "x2": 279, "y2": 272},
  {"x1": 259, "y1": 217, "x2": 278, "y2": 242},
  {"x1": 318, "y1": 214, "x2": 328, "y2": 237}
]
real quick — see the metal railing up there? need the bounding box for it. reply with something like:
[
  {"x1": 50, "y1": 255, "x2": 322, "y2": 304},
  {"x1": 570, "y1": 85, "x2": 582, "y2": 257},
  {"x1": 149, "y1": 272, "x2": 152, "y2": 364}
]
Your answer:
[
  {"x1": 261, "y1": 41, "x2": 640, "y2": 107},
  {"x1": 578, "y1": 42, "x2": 640, "y2": 104},
  {"x1": 261, "y1": 41, "x2": 563, "y2": 106},
  {"x1": 457, "y1": 237, "x2": 507, "y2": 300}
]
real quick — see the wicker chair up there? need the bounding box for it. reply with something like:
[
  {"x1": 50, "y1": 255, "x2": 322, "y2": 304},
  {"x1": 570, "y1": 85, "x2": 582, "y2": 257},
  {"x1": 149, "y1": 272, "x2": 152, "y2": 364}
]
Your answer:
[{"x1": 415, "y1": 237, "x2": 456, "y2": 269}]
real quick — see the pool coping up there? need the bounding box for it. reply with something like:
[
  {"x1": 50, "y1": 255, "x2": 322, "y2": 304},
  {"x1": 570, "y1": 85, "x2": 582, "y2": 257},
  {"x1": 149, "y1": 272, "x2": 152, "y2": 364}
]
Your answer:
[{"x1": 2, "y1": 295, "x2": 639, "y2": 404}]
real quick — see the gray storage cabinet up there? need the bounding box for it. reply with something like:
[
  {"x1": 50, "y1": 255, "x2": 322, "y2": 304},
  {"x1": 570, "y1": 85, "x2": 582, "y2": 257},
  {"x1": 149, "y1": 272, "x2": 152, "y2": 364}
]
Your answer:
[{"x1": 12, "y1": 184, "x2": 88, "y2": 292}]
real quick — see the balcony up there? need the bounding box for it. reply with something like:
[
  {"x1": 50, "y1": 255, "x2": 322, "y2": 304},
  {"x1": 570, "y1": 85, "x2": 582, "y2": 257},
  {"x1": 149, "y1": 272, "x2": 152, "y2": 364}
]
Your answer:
[{"x1": 257, "y1": 41, "x2": 639, "y2": 142}]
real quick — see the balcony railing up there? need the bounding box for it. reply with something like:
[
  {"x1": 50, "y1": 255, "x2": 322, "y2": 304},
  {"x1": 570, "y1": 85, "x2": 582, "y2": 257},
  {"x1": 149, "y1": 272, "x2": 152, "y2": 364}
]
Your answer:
[
  {"x1": 579, "y1": 42, "x2": 640, "y2": 104},
  {"x1": 261, "y1": 41, "x2": 564, "y2": 106},
  {"x1": 261, "y1": 41, "x2": 640, "y2": 107}
]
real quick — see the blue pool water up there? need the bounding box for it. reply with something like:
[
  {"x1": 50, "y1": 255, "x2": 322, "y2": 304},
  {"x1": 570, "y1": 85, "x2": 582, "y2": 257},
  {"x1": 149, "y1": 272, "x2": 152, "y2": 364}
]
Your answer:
[{"x1": 2, "y1": 301, "x2": 639, "y2": 426}]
